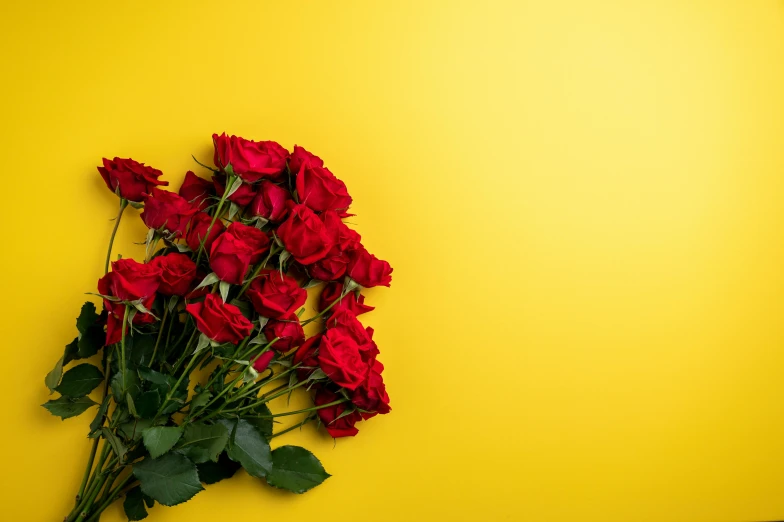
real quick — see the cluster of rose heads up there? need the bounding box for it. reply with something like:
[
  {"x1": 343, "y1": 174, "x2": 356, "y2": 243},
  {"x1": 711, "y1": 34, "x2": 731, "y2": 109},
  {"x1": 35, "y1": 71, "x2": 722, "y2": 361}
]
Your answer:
[{"x1": 44, "y1": 133, "x2": 392, "y2": 522}]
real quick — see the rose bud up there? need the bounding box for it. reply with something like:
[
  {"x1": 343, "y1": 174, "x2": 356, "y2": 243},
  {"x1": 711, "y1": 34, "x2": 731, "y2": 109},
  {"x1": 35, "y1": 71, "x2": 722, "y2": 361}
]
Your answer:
[
  {"x1": 319, "y1": 282, "x2": 374, "y2": 316},
  {"x1": 318, "y1": 327, "x2": 369, "y2": 390},
  {"x1": 150, "y1": 253, "x2": 198, "y2": 296},
  {"x1": 209, "y1": 222, "x2": 270, "y2": 285},
  {"x1": 185, "y1": 212, "x2": 226, "y2": 254},
  {"x1": 277, "y1": 204, "x2": 334, "y2": 265},
  {"x1": 98, "y1": 258, "x2": 161, "y2": 302},
  {"x1": 98, "y1": 157, "x2": 168, "y2": 202},
  {"x1": 186, "y1": 294, "x2": 253, "y2": 345},
  {"x1": 212, "y1": 173, "x2": 257, "y2": 206},
  {"x1": 263, "y1": 316, "x2": 305, "y2": 352},
  {"x1": 140, "y1": 188, "x2": 199, "y2": 237},
  {"x1": 352, "y1": 360, "x2": 391, "y2": 416},
  {"x1": 293, "y1": 334, "x2": 322, "y2": 381},
  {"x1": 288, "y1": 145, "x2": 323, "y2": 174},
  {"x1": 212, "y1": 133, "x2": 289, "y2": 183},
  {"x1": 179, "y1": 171, "x2": 215, "y2": 210},
  {"x1": 249, "y1": 181, "x2": 292, "y2": 223},
  {"x1": 295, "y1": 163, "x2": 352, "y2": 213},
  {"x1": 252, "y1": 350, "x2": 275, "y2": 373},
  {"x1": 246, "y1": 270, "x2": 307, "y2": 319},
  {"x1": 315, "y1": 388, "x2": 362, "y2": 438},
  {"x1": 347, "y1": 247, "x2": 393, "y2": 288}
]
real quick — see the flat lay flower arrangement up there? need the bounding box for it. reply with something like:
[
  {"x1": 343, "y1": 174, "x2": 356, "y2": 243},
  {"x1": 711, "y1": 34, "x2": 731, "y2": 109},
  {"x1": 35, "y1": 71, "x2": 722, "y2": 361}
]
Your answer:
[{"x1": 43, "y1": 134, "x2": 393, "y2": 521}]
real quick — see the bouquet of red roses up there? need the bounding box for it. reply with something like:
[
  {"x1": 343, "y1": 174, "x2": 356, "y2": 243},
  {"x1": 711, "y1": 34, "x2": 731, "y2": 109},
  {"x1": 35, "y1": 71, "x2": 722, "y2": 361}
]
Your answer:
[{"x1": 44, "y1": 134, "x2": 392, "y2": 521}]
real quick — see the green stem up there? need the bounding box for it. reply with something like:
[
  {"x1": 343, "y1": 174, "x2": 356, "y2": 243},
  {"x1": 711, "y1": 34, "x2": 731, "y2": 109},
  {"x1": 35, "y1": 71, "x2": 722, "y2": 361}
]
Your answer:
[
  {"x1": 75, "y1": 439, "x2": 98, "y2": 503},
  {"x1": 194, "y1": 175, "x2": 233, "y2": 265},
  {"x1": 249, "y1": 398, "x2": 347, "y2": 419},
  {"x1": 270, "y1": 414, "x2": 318, "y2": 439},
  {"x1": 84, "y1": 476, "x2": 136, "y2": 522},
  {"x1": 150, "y1": 306, "x2": 168, "y2": 365},
  {"x1": 237, "y1": 244, "x2": 280, "y2": 298},
  {"x1": 120, "y1": 305, "x2": 130, "y2": 395},
  {"x1": 223, "y1": 379, "x2": 311, "y2": 415},
  {"x1": 104, "y1": 198, "x2": 128, "y2": 274},
  {"x1": 156, "y1": 350, "x2": 202, "y2": 419}
]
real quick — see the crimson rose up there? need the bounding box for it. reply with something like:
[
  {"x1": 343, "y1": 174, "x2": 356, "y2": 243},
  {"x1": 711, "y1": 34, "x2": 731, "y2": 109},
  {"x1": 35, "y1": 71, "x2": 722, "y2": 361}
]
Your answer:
[
  {"x1": 186, "y1": 212, "x2": 225, "y2": 253},
  {"x1": 352, "y1": 360, "x2": 390, "y2": 416},
  {"x1": 293, "y1": 334, "x2": 322, "y2": 380},
  {"x1": 249, "y1": 181, "x2": 292, "y2": 223},
  {"x1": 288, "y1": 145, "x2": 323, "y2": 174},
  {"x1": 150, "y1": 253, "x2": 198, "y2": 296},
  {"x1": 212, "y1": 173, "x2": 256, "y2": 206},
  {"x1": 277, "y1": 204, "x2": 333, "y2": 265},
  {"x1": 315, "y1": 388, "x2": 362, "y2": 438},
  {"x1": 246, "y1": 270, "x2": 307, "y2": 319},
  {"x1": 186, "y1": 294, "x2": 253, "y2": 344},
  {"x1": 347, "y1": 247, "x2": 393, "y2": 288},
  {"x1": 179, "y1": 171, "x2": 214, "y2": 210},
  {"x1": 252, "y1": 350, "x2": 275, "y2": 373},
  {"x1": 212, "y1": 133, "x2": 289, "y2": 183},
  {"x1": 209, "y1": 222, "x2": 270, "y2": 285},
  {"x1": 98, "y1": 258, "x2": 161, "y2": 302},
  {"x1": 141, "y1": 188, "x2": 199, "y2": 237},
  {"x1": 295, "y1": 163, "x2": 352, "y2": 213},
  {"x1": 98, "y1": 157, "x2": 168, "y2": 202},
  {"x1": 318, "y1": 327, "x2": 368, "y2": 390},
  {"x1": 263, "y1": 316, "x2": 305, "y2": 352},
  {"x1": 320, "y1": 282, "x2": 374, "y2": 316}
]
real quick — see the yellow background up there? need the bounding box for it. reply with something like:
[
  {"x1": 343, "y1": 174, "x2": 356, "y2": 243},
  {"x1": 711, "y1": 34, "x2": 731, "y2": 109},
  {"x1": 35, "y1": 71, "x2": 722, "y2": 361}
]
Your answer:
[{"x1": 1, "y1": 1, "x2": 783, "y2": 520}]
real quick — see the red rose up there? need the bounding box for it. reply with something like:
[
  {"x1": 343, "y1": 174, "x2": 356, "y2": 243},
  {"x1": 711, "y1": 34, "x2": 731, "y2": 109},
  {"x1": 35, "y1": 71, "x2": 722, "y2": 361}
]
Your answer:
[
  {"x1": 186, "y1": 212, "x2": 226, "y2": 253},
  {"x1": 263, "y1": 316, "x2": 305, "y2": 352},
  {"x1": 150, "y1": 253, "x2": 198, "y2": 296},
  {"x1": 277, "y1": 204, "x2": 333, "y2": 265},
  {"x1": 179, "y1": 171, "x2": 214, "y2": 210},
  {"x1": 295, "y1": 164, "x2": 352, "y2": 213},
  {"x1": 212, "y1": 133, "x2": 289, "y2": 183},
  {"x1": 326, "y1": 309, "x2": 379, "y2": 365},
  {"x1": 246, "y1": 270, "x2": 307, "y2": 319},
  {"x1": 315, "y1": 388, "x2": 362, "y2": 438},
  {"x1": 288, "y1": 145, "x2": 323, "y2": 174},
  {"x1": 98, "y1": 258, "x2": 161, "y2": 302},
  {"x1": 318, "y1": 327, "x2": 368, "y2": 390},
  {"x1": 185, "y1": 294, "x2": 253, "y2": 344},
  {"x1": 140, "y1": 188, "x2": 199, "y2": 237},
  {"x1": 103, "y1": 299, "x2": 156, "y2": 345},
  {"x1": 309, "y1": 211, "x2": 362, "y2": 281},
  {"x1": 212, "y1": 174, "x2": 256, "y2": 206},
  {"x1": 352, "y1": 360, "x2": 390, "y2": 416},
  {"x1": 98, "y1": 157, "x2": 168, "y2": 202},
  {"x1": 209, "y1": 222, "x2": 270, "y2": 285},
  {"x1": 249, "y1": 181, "x2": 292, "y2": 223},
  {"x1": 347, "y1": 247, "x2": 393, "y2": 287},
  {"x1": 252, "y1": 350, "x2": 275, "y2": 373},
  {"x1": 319, "y1": 282, "x2": 374, "y2": 316},
  {"x1": 293, "y1": 334, "x2": 321, "y2": 380}
]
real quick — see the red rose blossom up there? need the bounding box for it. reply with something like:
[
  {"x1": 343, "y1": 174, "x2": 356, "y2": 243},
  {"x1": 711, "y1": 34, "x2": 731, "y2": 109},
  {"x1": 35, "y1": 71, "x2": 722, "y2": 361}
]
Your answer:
[
  {"x1": 277, "y1": 204, "x2": 333, "y2": 265},
  {"x1": 150, "y1": 253, "x2": 198, "y2": 296},
  {"x1": 347, "y1": 247, "x2": 393, "y2": 288},
  {"x1": 288, "y1": 145, "x2": 323, "y2": 174},
  {"x1": 309, "y1": 211, "x2": 362, "y2": 281},
  {"x1": 320, "y1": 282, "x2": 374, "y2": 316},
  {"x1": 246, "y1": 270, "x2": 307, "y2": 319},
  {"x1": 212, "y1": 173, "x2": 257, "y2": 206},
  {"x1": 263, "y1": 316, "x2": 305, "y2": 352},
  {"x1": 252, "y1": 350, "x2": 275, "y2": 373},
  {"x1": 249, "y1": 181, "x2": 292, "y2": 223},
  {"x1": 293, "y1": 334, "x2": 322, "y2": 381},
  {"x1": 318, "y1": 327, "x2": 369, "y2": 390},
  {"x1": 186, "y1": 212, "x2": 226, "y2": 254},
  {"x1": 315, "y1": 388, "x2": 362, "y2": 438},
  {"x1": 140, "y1": 188, "x2": 199, "y2": 237},
  {"x1": 295, "y1": 164, "x2": 352, "y2": 213},
  {"x1": 98, "y1": 157, "x2": 168, "y2": 202},
  {"x1": 185, "y1": 294, "x2": 253, "y2": 344},
  {"x1": 209, "y1": 222, "x2": 270, "y2": 284},
  {"x1": 212, "y1": 133, "x2": 289, "y2": 183},
  {"x1": 352, "y1": 360, "x2": 390, "y2": 416},
  {"x1": 98, "y1": 258, "x2": 161, "y2": 302},
  {"x1": 179, "y1": 171, "x2": 214, "y2": 210}
]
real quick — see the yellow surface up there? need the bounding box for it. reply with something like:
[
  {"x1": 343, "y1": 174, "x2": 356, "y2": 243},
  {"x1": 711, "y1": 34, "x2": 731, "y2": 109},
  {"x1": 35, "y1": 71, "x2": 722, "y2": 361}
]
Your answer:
[{"x1": 1, "y1": 1, "x2": 784, "y2": 520}]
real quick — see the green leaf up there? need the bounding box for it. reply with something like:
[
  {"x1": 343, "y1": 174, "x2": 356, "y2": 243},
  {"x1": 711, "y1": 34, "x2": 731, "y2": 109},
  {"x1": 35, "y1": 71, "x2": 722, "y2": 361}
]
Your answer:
[
  {"x1": 119, "y1": 418, "x2": 157, "y2": 442},
  {"x1": 129, "y1": 334, "x2": 156, "y2": 367},
  {"x1": 56, "y1": 363, "x2": 103, "y2": 397},
  {"x1": 135, "y1": 390, "x2": 161, "y2": 419},
  {"x1": 76, "y1": 302, "x2": 100, "y2": 335},
  {"x1": 127, "y1": 393, "x2": 138, "y2": 418},
  {"x1": 77, "y1": 325, "x2": 104, "y2": 359},
  {"x1": 189, "y1": 389, "x2": 212, "y2": 410},
  {"x1": 112, "y1": 369, "x2": 141, "y2": 401},
  {"x1": 221, "y1": 419, "x2": 272, "y2": 478},
  {"x1": 142, "y1": 426, "x2": 184, "y2": 459},
  {"x1": 267, "y1": 445, "x2": 330, "y2": 494},
  {"x1": 133, "y1": 453, "x2": 204, "y2": 507},
  {"x1": 245, "y1": 404, "x2": 273, "y2": 439},
  {"x1": 44, "y1": 355, "x2": 65, "y2": 393},
  {"x1": 123, "y1": 486, "x2": 148, "y2": 520},
  {"x1": 89, "y1": 396, "x2": 111, "y2": 436},
  {"x1": 178, "y1": 422, "x2": 229, "y2": 464},
  {"x1": 64, "y1": 338, "x2": 79, "y2": 365},
  {"x1": 196, "y1": 452, "x2": 241, "y2": 484},
  {"x1": 42, "y1": 396, "x2": 97, "y2": 420},
  {"x1": 102, "y1": 427, "x2": 128, "y2": 462}
]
